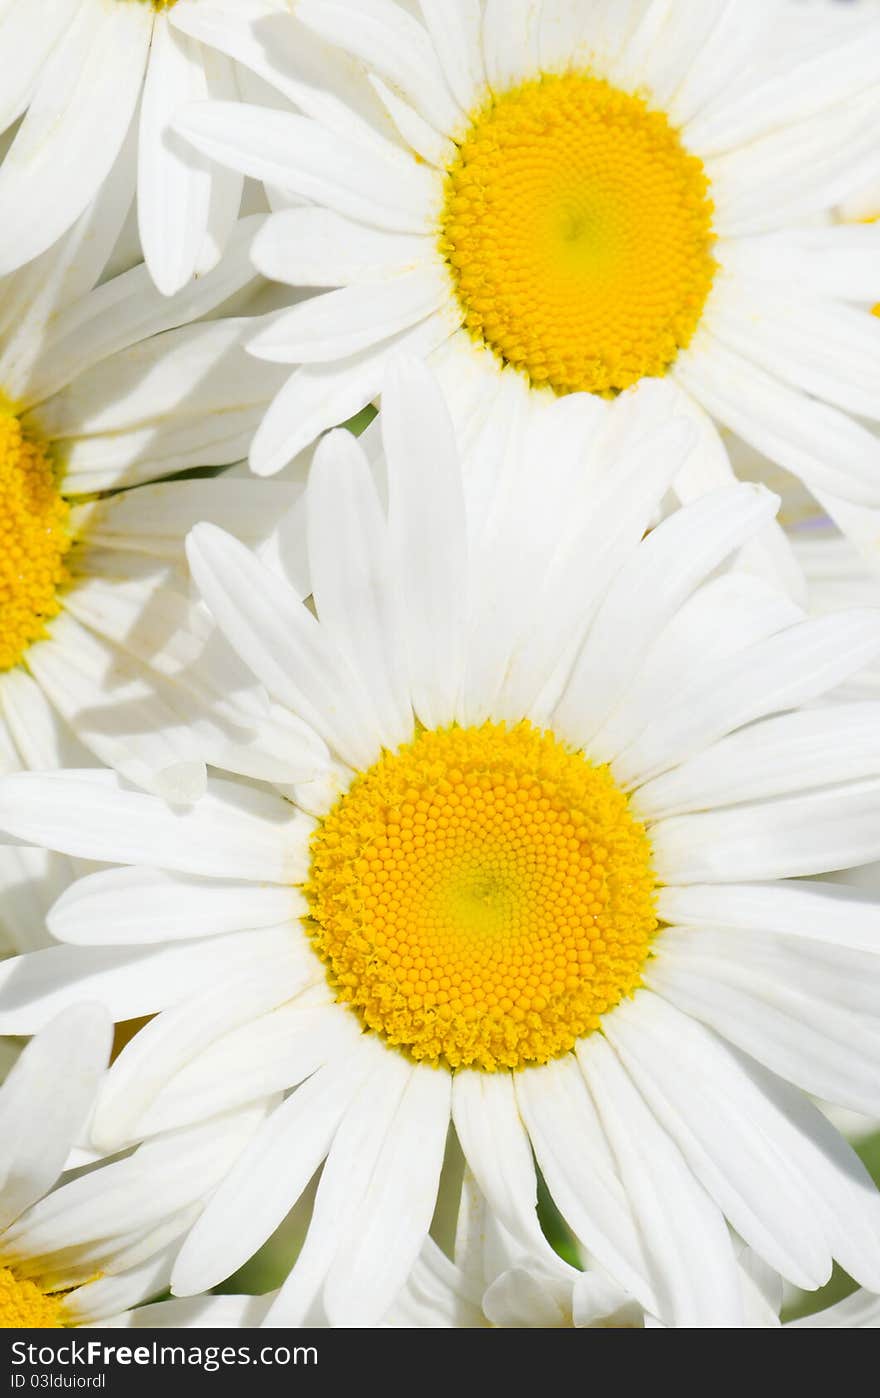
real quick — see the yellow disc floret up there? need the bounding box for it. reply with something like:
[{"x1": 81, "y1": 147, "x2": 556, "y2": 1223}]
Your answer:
[
  {"x1": 305, "y1": 721, "x2": 658, "y2": 1071},
  {"x1": 440, "y1": 72, "x2": 716, "y2": 396},
  {"x1": 0, "y1": 1267, "x2": 65, "y2": 1328},
  {"x1": 0, "y1": 408, "x2": 71, "y2": 673}
]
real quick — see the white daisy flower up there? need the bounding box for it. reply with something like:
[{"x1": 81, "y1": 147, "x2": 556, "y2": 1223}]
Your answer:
[
  {"x1": 0, "y1": 188, "x2": 310, "y2": 797},
  {"x1": 0, "y1": 0, "x2": 272, "y2": 294},
  {"x1": 0, "y1": 1004, "x2": 273, "y2": 1327},
  {"x1": 388, "y1": 1173, "x2": 880, "y2": 1329},
  {"x1": 0, "y1": 191, "x2": 314, "y2": 955},
  {"x1": 173, "y1": 0, "x2": 880, "y2": 572},
  {"x1": 3, "y1": 361, "x2": 880, "y2": 1328}
]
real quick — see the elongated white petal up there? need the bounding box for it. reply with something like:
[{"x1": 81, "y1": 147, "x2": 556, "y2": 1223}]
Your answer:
[
  {"x1": 308, "y1": 430, "x2": 413, "y2": 749},
  {"x1": 653, "y1": 777, "x2": 880, "y2": 883},
  {"x1": 0, "y1": 2, "x2": 151, "y2": 276},
  {"x1": 251, "y1": 207, "x2": 430, "y2": 287},
  {"x1": 0, "y1": 770, "x2": 307, "y2": 882},
  {"x1": 615, "y1": 612, "x2": 880, "y2": 789},
  {"x1": 0, "y1": 1006, "x2": 111, "y2": 1232},
  {"x1": 187, "y1": 523, "x2": 384, "y2": 769},
  {"x1": 249, "y1": 267, "x2": 447, "y2": 365},
  {"x1": 138, "y1": 15, "x2": 212, "y2": 297},
  {"x1": 324, "y1": 1063, "x2": 451, "y2": 1326},
  {"x1": 297, "y1": 0, "x2": 461, "y2": 133},
  {"x1": 175, "y1": 101, "x2": 437, "y2": 234},
  {"x1": 452, "y1": 1071, "x2": 546, "y2": 1255},
  {"x1": 48, "y1": 866, "x2": 301, "y2": 946},
  {"x1": 635, "y1": 703, "x2": 880, "y2": 820},
  {"x1": 605, "y1": 994, "x2": 831, "y2": 1287},
  {"x1": 577, "y1": 1035, "x2": 743, "y2": 1327},
  {"x1": 657, "y1": 879, "x2": 880, "y2": 954},
  {"x1": 514, "y1": 1055, "x2": 659, "y2": 1312},
  {"x1": 554, "y1": 484, "x2": 778, "y2": 752},
  {"x1": 649, "y1": 932, "x2": 880, "y2": 1116},
  {"x1": 382, "y1": 356, "x2": 467, "y2": 730}
]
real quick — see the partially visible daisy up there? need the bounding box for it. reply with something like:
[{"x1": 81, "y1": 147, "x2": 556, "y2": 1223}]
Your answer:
[
  {"x1": 0, "y1": 188, "x2": 314, "y2": 802},
  {"x1": 0, "y1": 0, "x2": 267, "y2": 293},
  {"x1": 174, "y1": 0, "x2": 880, "y2": 571},
  {"x1": 390, "y1": 1173, "x2": 880, "y2": 1330},
  {"x1": 0, "y1": 193, "x2": 314, "y2": 957},
  {"x1": 0, "y1": 1004, "x2": 273, "y2": 1327},
  {"x1": 2, "y1": 361, "x2": 880, "y2": 1328}
]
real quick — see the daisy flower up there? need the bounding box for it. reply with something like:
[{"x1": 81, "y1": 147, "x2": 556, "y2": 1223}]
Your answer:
[
  {"x1": 0, "y1": 193, "x2": 313, "y2": 955},
  {"x1": 0, "y1": 0, "x2": 262, "y2": 294},
  {"x1": 0, "y1": 1005, "x2": 273, "y2": 1327},
  {"x1": 174, "y1": 0, "x2": 880, "y2": 570},
  {"x1": 3, "y1": 361, "x2": 880, "y2": 1328}
]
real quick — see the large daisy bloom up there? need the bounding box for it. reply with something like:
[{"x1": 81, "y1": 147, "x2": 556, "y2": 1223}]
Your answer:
[
  {"x1": 388, "y1": 1173, "x2": 880, "y2": 1330},
  {"x1": 0, "y1": 0, "x2": 265, "y2": 293},
  {"x1": 0, "y1": 1005, "x2": 273, "y2": 1327},
  {"x1": 3, "y1": 362, "x2": 880, "y2": 1328},
  {"x1": 175, "y1": 0, "x2": 880, "y2": 570}
]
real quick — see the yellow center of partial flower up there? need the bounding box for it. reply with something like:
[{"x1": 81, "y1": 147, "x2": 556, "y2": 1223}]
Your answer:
[
  {"x1": 0, "y1": 408, "x2": 71, "y2": 672},
  {"x1": 305, "y1": 721, "x2": 657, "y2": 1071},
  {"x1": 439, "y1": 72, "x2": 716, "y2": 396},
  {"x1": 0, "y1": 1268, "x2": 65, "y2": 1328}
]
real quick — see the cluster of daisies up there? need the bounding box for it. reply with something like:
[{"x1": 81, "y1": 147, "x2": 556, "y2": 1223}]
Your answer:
[{"x1": 1, "y1": 0, "x2": 880, "y2": 1333}]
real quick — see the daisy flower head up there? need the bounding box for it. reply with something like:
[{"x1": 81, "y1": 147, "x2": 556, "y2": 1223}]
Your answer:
[
  {"x1": 0, "y1": 0, "x2": 277, "y2": 294},
  {"x1": 0, "y1": 190, "x2": 315, "y2": 957},
  {"x1": 0, "y1": 1005, "x2": 273, "y2": 1328},
  {"x1": 174, "y1": 0, "x2": 880, "y2": 568},
  {"x1": 3, "y1": 361, "x2": 880, "y2": 1328}
]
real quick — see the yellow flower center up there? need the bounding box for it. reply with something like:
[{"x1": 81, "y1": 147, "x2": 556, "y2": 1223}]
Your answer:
[
  {"x1": 0, "y1": 1267, "x2": 65, "y2": 1328},
  {"x1": 305, "y1": 721, "x2": 657, "y2": 1071},
  {"x1": 439, "y1": 72, "x2": 716, "y2": 396},
  {"x1": 0, "y1": 408, "x2": 71, "y2": 673}
]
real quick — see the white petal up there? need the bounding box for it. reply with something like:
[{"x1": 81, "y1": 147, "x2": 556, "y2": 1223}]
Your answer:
[
  {"x1": 324, "y1": 1063, "x2": 451, "y2": 1326},
  {"x1": 48, "y1": 866, "x2": 300, "y2": 947},
  {"x1": 675, "y1": 333, "x2": 880, "y2": 507},
  {"x1": 0, "y1": 928, "x2": 290, "y2": 1035},
  {"x1": 102, "y1": 1291, "x2": 275, "y2": 1329},
  {"x1": 248, "y1": 266, "x2": 448, "y2": 364},
  {"x1": 649, "y1": 932, "x2": 880, "y2": 1116},
  {"x1": 187, "y1": 523, "x2": 384, "y2": 769},
  {"x1": 0, "y1": 2, "x2": 151, "y2": 276},
  {"x1": 0, "y1": 1005, "x2": 111, "y2": 1232},
  {"x1": 451, "y1": 1070, "x2": 546, "y2": 1255},
  {"x1": 251, "y1": 206, "x2": 430, "y2": 287},
  {"x1": 615, "y1": 612, "x2": 880, "y2": 789},
  {"x1": 0, "y1": 769, "x2": 308, "y2": 882},
  {"x1": 635, "y1": 703, "x2": 880, "y2": 820},
  {"x1": 175, "y1": 101, "x2": 437, "y2": 233},
  {"x1": 20, "y1": 215, "x2": 265, "y2": 410},
  {"x1": 132, "y1": 997, "x2": 349, "y2": 1140},
  {"x1": 0, "y1": 0, "x2": 78, "y2": 135},
  {"x1": 248, "y1": 310, "x2": 456, "y2": 474},
  {"x1": 482, "y1": 0, "x2": 541, "y2": 91},
  {"x1": 138, "y1": 16, "x2": 212, "y2": 297},
  {"x1": 605, "y1": 993, "x2": 831, "y2": 1287},
  {"x1": 658, "y1": 879, "x2": 880, "y2": 955},
  {"x1": 264, "y1": 1041, "x2": 411, "y2": 1326},
  {"x1": 297, "y1": 0, "x2": 461, "y2": 133},
  {"x1": 652, "y1": 777, "x2": 880, "y2": 883},
  {"x1": 577, "y1": 1034, "x2": 743, "y2": 1327},
  {"x1": 553, "y1": 483, "x2": 779, "y2": 754},
  {"x1": 382, "y1": 355, "x2": 467, "y2": 730},
  {"x1": 91, "y1": 946, "x2": 319, "y2": 1150},
  {"x1": 514, "y1": 1056, "x2": 659, "y2": 1311},
  {"x1": 417, "y1": 0, "x2": 485, "y2": 113},
  {"x1": 308, "y1": 430, "x2": 413, "y2": 749}
]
